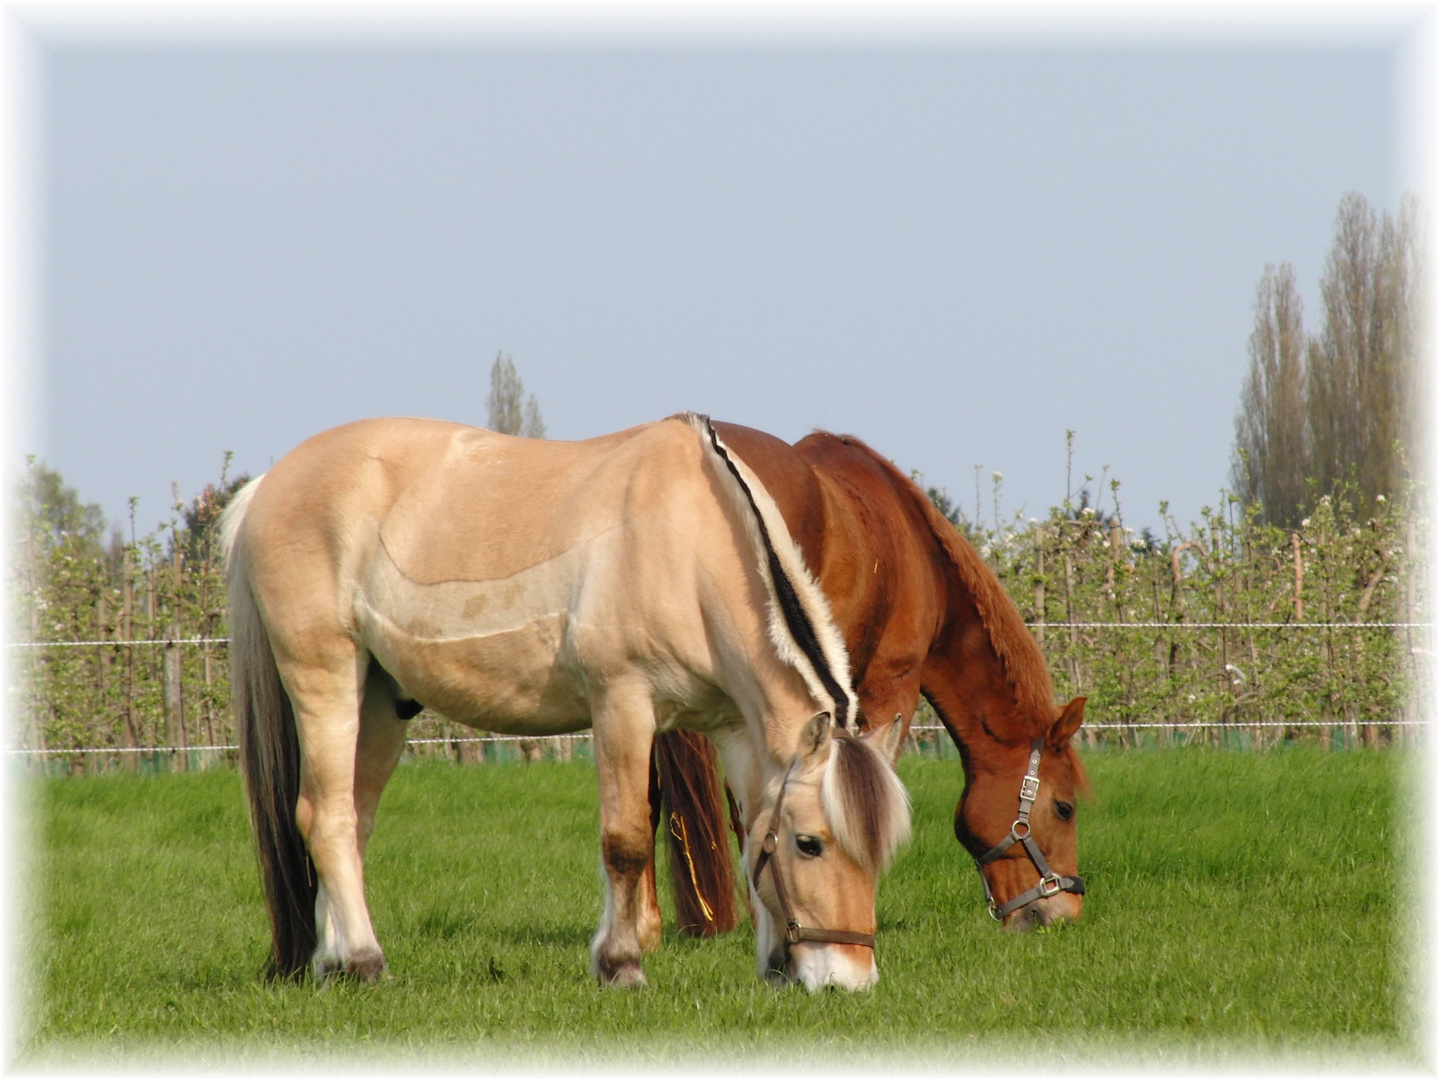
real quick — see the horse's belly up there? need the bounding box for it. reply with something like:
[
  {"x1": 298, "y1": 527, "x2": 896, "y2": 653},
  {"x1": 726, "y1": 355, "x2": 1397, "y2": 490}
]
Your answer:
[{"x1": 362, "y1": 611, "x2": 590, "y2": 733}]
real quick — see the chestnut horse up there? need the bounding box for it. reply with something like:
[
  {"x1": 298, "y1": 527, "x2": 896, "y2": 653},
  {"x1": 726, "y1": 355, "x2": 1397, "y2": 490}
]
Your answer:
[
  {"x1": 650, "y1": 422, "x2": 1087, "y2": 935},
  {"x1": 222, "y1": 414, "x2": 910, "y2": 991}
]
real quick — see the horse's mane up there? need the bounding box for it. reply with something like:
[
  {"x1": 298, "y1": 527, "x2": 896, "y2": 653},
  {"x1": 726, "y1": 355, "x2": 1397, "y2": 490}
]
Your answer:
[
  {"x1": 683, "y1": 413, "x2": 860, "y2": 729},
  {"x1": 821, "y1": 730, "x2": 911, "y2": 876},
  {"x1": 827, "y1": 434, "x2": 1058, "y2": 735}
]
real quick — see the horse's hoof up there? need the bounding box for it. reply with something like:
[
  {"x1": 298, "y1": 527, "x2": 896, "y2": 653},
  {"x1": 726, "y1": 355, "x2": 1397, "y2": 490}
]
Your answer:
[
  {"x1": 598, "y1": 959, "x2": 647, "y2": 988},
  {"x1": 344, "y1": 950, "x2": 387, "y2": 984}
]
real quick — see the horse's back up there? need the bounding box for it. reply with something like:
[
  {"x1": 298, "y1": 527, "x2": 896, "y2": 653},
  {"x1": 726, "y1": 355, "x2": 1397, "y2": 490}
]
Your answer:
[{"x1": 230, "y1": 415, "x2": 789, "y2": 733}]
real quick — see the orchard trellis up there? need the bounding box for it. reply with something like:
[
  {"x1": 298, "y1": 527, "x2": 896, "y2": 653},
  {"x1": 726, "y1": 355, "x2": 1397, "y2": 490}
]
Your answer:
[{"x1": 9, "y1": 479, "x2": 1430, "y2": 774}]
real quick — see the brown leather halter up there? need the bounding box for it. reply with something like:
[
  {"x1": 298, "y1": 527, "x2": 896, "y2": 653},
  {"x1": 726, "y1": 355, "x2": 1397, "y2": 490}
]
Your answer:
[
  {"x1": 972, "y1": 738, "x2": 1086, "y2": 920},
  {"x1": 750, "y1": 762, "x2": 876, "y2": 965}
]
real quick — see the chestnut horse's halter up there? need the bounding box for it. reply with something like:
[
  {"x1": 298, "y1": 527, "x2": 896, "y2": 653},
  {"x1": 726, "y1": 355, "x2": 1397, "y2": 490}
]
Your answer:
[
  {"x1": 750, "y1": 763, "x2": 876, "y2": 965},
  {"x1": 973, "y1": 739, "x2": 1086, "y2": 921}
]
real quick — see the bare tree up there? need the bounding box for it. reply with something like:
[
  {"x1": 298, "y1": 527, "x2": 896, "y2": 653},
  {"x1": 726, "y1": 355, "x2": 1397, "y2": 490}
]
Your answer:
[
  {"x1": 487, "y1": 351, "x2": 545, "y2": 438},
  {"x1": 521, "y1": 394, "x2": 546, "y2": 439},
  {"x1": 1232, "y1": 192, "x2": 1426, "y2": 524},
  {"x1": 1309, "y1": 192, "x2": 1426, "y2": 512},
  {"x1": 1232, "y1": 263, "x2": 1309, "y2": 526}
]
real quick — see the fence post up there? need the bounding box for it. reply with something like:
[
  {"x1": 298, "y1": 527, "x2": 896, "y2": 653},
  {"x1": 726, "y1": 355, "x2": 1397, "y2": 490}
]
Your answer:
[
  {"x1": 96, "y1": 592, "x2": 111, "y2": 773},
  {"x1": 1291, "y1": 531, "x2": 1303, "y2": 621},
  {"x1": 1404, "y1": 518, "x2": 1418, "y2": 749},
  {"x1": 1033, "y1": 523, "x2": 1046, "y2": 645}
]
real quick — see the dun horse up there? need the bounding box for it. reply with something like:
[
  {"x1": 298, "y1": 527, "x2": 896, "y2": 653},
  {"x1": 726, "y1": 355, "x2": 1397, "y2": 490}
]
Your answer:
[
  {"x1": 222, "y1": 413, "x2": 909, "y2": 991},
  {"x1": 651, "y1": 423, "x2": 1087, "y2": 937}
]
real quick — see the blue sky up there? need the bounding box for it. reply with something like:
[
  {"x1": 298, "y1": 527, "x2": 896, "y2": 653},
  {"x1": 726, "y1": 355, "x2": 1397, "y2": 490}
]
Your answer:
[{"x1": 14, "y1": 5, "x2": 1432, "y2": 538}]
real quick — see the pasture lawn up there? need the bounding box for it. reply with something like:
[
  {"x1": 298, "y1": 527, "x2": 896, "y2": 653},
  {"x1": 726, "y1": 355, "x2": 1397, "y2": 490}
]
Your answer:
[{"x1": 17, "y1": 747, "x2": 1416, "y2": 1068}]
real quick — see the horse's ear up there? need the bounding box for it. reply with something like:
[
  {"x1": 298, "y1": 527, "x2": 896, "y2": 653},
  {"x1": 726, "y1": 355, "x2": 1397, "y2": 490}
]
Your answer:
[
  {"x1": 860, "y1": 713, "x2": 906, "y2": 766},
  {"x1": 796, "y1": 711, "x2": 832, "y2": 764},
  {"x1": 1049, "y1": 697, "x2": 1085, "y2": 749}
]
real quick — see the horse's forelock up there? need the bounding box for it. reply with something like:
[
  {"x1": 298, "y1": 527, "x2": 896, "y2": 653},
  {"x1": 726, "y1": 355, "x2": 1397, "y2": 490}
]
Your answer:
[{"x1": 820, "y1": 732, "x2": 911, "y2": 876}]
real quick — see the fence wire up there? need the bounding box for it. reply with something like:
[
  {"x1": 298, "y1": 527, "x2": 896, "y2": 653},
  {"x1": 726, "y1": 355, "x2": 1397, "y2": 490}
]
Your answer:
[{"x1": 8, "y1": 719, "x2": 1427, "y2": 760}]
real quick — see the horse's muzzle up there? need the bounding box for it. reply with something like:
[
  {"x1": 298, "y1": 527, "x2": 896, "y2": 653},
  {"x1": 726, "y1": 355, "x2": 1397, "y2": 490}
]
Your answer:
[{"x1": 1001, "y1": 889, "x2": 1083, "y2": 932}]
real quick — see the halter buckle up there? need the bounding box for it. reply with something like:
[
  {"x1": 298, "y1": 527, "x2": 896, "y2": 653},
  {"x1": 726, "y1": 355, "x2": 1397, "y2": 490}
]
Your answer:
[
  {"x1": 785, "y1": 921, "x2": 803, "y2": 945},
  {"x1": 1019, "y1": 775, "x2": 1040, "y2": 802},
  {"x1": 1038, "y1": 873, "x2": 1063, "y2": 898}
]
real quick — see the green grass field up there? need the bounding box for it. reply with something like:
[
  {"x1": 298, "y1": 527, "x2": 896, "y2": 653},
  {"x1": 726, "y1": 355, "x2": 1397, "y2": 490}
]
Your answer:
[{"x1": 16, "y1": 747, "x2": 1419, "y2": 1069}]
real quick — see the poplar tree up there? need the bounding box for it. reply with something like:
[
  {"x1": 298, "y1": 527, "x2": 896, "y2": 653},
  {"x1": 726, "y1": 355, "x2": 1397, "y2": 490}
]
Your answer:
[
  {"x1": 1233, "y1": 264, "x2": 1309, "y2": 527},
  {"x1": 1231, "y1": 192, "x2": 1426, "y2": 526},
  {"x1": 487, "y1": 352, "x2": 546, "y2": 437}
]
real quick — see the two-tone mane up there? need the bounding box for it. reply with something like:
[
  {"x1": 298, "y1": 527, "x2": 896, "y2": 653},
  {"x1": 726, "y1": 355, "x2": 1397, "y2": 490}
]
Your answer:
[
  {"x1": 685, "y1": 414, "x2": 909, "y2": 866},
  {"x1": 684, "y1": 412, "x2": 860, "y2": 731}
]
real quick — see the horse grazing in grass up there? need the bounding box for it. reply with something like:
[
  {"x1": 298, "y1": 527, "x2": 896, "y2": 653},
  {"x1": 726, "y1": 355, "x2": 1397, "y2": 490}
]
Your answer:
[
  {"x1": 651, "y1": 423, "x2": 1087, "y2": 937},
  {"x1": 221, "y1": 413, "x2": 909, "y2": 991}
]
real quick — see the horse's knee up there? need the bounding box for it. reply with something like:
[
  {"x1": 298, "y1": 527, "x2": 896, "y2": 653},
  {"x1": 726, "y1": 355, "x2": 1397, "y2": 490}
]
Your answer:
[{"x1": 602, "y1": 830, "x2": 650, "y2": 879}]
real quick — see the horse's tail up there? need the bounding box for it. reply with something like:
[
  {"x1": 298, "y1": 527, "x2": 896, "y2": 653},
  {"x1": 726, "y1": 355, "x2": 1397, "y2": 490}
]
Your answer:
[
  {"x1": 654, "y1": 729, "x2": 739, "y2": 937},
  {"x1": 221, "y1": 478, "x2": 317, "y2": 980}
]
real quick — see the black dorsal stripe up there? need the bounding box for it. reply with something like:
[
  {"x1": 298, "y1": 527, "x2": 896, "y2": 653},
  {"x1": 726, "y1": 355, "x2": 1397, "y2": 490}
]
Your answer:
[{"x1": 699, "y1": 416, "x2": 851, "y2": 729}]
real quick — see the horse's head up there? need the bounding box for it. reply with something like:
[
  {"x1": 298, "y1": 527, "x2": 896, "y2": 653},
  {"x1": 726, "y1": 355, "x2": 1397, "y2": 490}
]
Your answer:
[
  {"x1": 954, "y1": 696, "x2": 1088, "y2": 930},
  {"x1": 747, "y1": 712, "x2": 911, "y2": 991}
]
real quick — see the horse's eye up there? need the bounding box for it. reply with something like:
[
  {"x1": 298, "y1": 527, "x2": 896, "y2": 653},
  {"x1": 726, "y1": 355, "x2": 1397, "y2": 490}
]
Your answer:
[
  {"x1": 1054, "y1": 800, "x2": 1074, "y2": 822},
  {"x1": 795, "y1": 834, "x2": 823, "y2": 858}
]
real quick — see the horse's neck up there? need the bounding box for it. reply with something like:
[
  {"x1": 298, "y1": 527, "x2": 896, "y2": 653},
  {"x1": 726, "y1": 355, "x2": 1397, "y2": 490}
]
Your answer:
[
  {"x1": 922, "y1": 612, "x2": 1020, "y2": 747},
  {"x1": 916, "y1": 523, "x2": 1040, "y2": 748},
  {"x1": 805, "y1": 465, "x2": 946, "y2": 722}
]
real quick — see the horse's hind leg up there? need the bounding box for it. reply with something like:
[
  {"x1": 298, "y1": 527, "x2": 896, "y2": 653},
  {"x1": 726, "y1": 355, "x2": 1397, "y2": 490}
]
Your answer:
[
  {"x1": 282, "y1": 650, "x2": 388, "y2": 984},
  {"x1": 355, "y1": 666, "x2": 410, "y2": 862},
  {"x1": 303, "y1": 667, "x2": 410, "y2": 983}
]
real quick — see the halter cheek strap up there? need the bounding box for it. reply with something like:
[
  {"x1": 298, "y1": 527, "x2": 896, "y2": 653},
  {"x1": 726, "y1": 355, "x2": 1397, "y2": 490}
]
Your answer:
[
  {"x1": 750, "y1": 764, "x2": 877, "y2": 956},
  {"x1": 972, "y1": 739, "x2": 1086, "y2": 921}
]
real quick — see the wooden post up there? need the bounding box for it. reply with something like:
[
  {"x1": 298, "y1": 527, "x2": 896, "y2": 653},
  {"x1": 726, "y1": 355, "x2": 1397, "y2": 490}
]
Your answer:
[
  {"x1": 1212, "y1": 522, "x2": 1225, "y2": 749},
  {"x1": 97, "y1": 592, "x2": 111, "y2": 773},
  {"x1": 24, "y1": 532, "x2": 46, "y2": 774},
  {"x1": 1404, "y1": 519, "x2": 1418, "y2": 749},
  {"x1": 1291, "y1": 531, "x2": 1304, "y2": 621},
  {"x1": 1062, "y1": 543, "x2": 1087, "y2": 747},
  {"x1": 161, "y1": 550, "x2": 188, "y2": 771},
  {"x1": 121, "y1": 561, "x2": 139, "y2": 770},
  {"x1": 1033, "y1": 523, "x2": 1046, "y2": 645}
]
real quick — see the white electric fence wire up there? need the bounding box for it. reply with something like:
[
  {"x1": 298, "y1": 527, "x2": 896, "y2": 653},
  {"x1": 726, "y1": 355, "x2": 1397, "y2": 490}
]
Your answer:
[
  {"x1": 9, "y1": 720, "x2": 1428, "y2": 757},
  {"x1": 8, "y1": 621, "x2": 1435, "y2": 649}
]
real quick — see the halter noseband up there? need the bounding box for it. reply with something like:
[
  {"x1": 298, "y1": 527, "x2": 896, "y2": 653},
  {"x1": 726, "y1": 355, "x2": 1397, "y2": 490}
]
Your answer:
[
  {"x1": 750, "y1": 763, "x2": 876, "y2": 962},
  {"x1": 972, "y1": 738, "x2": 1086, "y2": 921}
]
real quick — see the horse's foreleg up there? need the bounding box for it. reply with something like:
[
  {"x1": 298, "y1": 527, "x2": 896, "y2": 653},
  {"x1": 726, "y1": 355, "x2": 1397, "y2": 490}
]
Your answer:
[
  {"x1": 590, "y1": 680, "x2": 658, "y2": 987},
  {"x1": 287, "y1": 658, "x2": 387, "y2": 985}
]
